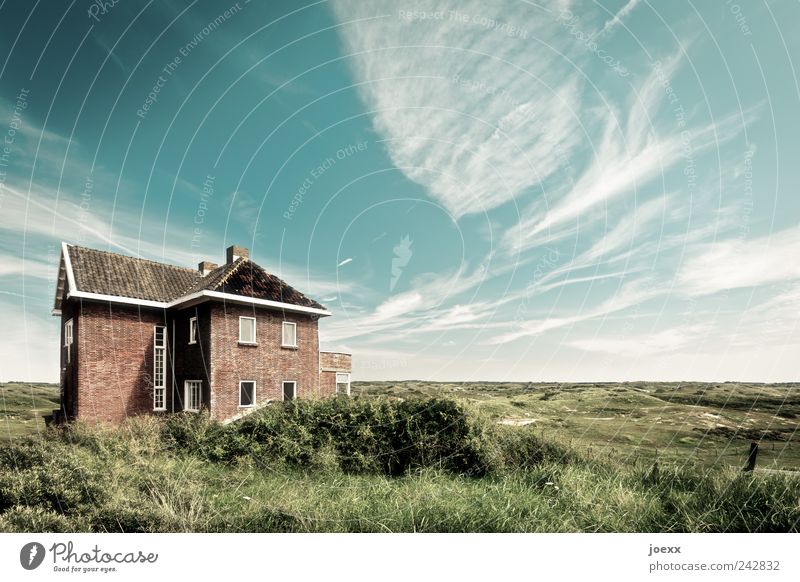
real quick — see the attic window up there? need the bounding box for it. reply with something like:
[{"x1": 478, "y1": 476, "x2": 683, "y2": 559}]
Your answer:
[
  {"x1": 239, "y1": 316, "x2": 256, "y2": 344},
  {"x1": 282, "y1": 321, "x2": 297, "y2": 348}
]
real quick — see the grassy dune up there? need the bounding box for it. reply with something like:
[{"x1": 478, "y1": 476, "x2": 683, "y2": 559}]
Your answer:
[
  {"x1": 354, "y1": 381, "x2": 800, "y2": 471},
  {"x1": 0, "y1": 382, "x2": 59, "y2": 440},
  {"x1": 0, "y1": 381, "x2": 798, "y2": 532}
]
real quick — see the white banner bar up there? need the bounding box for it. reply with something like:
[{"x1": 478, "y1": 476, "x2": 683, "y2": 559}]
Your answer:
[{"x1": 1, "y1": 533, "x2": 797, "y2": 581}]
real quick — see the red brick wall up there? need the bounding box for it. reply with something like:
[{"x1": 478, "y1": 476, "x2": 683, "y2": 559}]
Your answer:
[
  {"x1": 208, "y1": 303, "x2": 320, "y2": 421},
  {"x1": 74, "y1": 301, "x2": 167, "y2": 424},
  {"x1": 320, "y1": 352, "x2": 352, "y2": 371},
  {"x1": 320, "y1": 372, "x2": 335, "y2": 397},
  {"x1": 64, "y1": 299, "x2": 341, "y2": 424},
  {"x1": 319, "y1": 352, "x2": 352, "y2": 397}
]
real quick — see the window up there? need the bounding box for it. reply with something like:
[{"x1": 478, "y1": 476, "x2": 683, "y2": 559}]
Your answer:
[
  {"x1": 336, "y1": 373, "x2": 351, "y2": 396},
  {"x1": 282, "y1": 381, "x2": 296, "y2": 401},
  {"x1": 240, "y1": 381, "x2": 256, "y2": 407},
  {"x1": 239, "y1": 316, "x2": 256, "y2": 344},
  {"x1": 281, "y1": 321, "x2": 297, "y2": 347},
  {"x1": 184, "y1": 380, "x2": 202, "y2": 412},
  {"x1": 153, "y1": 326, "x2": 167, "y2": 411},
  {"x1": 64, "y1": 319, "x2": 74, "y2": 364},
  {"x1": 189, "y1": 316, "x2": 197, "y2": 344}
]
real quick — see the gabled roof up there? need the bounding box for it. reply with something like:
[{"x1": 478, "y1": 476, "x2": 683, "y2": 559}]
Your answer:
[
  {"x1": 69, "y1": 245, "x2": 198, "y2": 302},
  {"x1": 53, "y1": 243, "x2": 329, "y2": 316}
]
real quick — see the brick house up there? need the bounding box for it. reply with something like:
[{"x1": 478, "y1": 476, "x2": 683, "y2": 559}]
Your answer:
[{"x1": 52, "y1": 242, "x2": 352, "y2": 424}]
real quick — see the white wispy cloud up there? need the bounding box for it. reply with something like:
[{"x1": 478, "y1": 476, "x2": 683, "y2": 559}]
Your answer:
[
  {"x1": 570, "y1": 323, "x2": 709, "y2": 357},
  {"x1": 677, "y1": 225, "x2": 800, "y2": 296},
  {"x1": 522, "y1": 193, "x2": 670, "y2": 294},
  {"x1": 504, "y1": 57, "x2": 760, "y2": 255},
  {"x1": 488, "y1": 275, "x2": 663, "y2": 344},
  {"x1": 0, "y1": 252, "x2": 53, "y2": 280},
  {"x1": 599, "y1": 0, "x2": 641, "y2": 36},
  {"x1": 331, "y1": 0, "x2": 586, "y2": 218},
  {"x1": 333, "y1": 1, "x2": 758, "y2": 248},
  {"x1": 321, "y1": 254, "x2": 495, "y2": 343}
]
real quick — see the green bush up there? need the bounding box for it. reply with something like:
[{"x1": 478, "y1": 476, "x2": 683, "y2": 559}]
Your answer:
[
  {"x1": 0, "y1": 440, "x2": 51, "y2": 470},
  {"x1": 90, "y1": 502, "x2": 180, "y2": 533},
  {"x1": 0, "y1": 506, "x2": 91, "y2": 533},
  {"x1": 162, "y1": 412, "x2": 227, "y2": 453},
  {"x1": 158, "y1": 397, "x2": 496, "y2": 476},
  {"x1": 243, "y1": 397, "x2": 495, "y2": 476},
  {"x1": 491, "y1": 425, "x2": 578, "y2": 471},
  {"x1": 0, "y1": 440, "x2": 106, "y2": 514}
]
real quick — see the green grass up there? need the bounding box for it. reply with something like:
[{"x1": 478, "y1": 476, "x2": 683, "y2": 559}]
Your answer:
[
  {"x1": 1, "y1": 382, "x2": 798, "y2": 532},
  {"x1": 0, "y1": 382, "x2": 59, "y2": 440}
]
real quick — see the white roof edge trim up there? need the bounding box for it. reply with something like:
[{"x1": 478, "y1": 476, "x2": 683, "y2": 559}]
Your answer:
[
  {"x1": 69, "y1": 290, "x2": 169, "y2": 309},
  {"x1": 64, "y1": 289, "x2": 332, "y2": 317},
  {"x1": 61, "y1": 242, "x2": 77, "y2": 293},
  {"x1": 180, "y1": 291, "x2": 332, "y2": 317}
]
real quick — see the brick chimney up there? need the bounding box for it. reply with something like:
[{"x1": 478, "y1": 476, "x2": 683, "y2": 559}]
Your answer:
[
  {"x1": 226, "y1": 245, "x2": 249, "y2": 264},
  {"x1": 198, "y1": 261, "x2": 218, "y2": 276}
]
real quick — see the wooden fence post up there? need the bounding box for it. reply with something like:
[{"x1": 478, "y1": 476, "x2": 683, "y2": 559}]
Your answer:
[
  {"x1": 743, "y1": 441, "x2": 758, "y2": 472},
  {"x1": 647, "y1": 460, "x2": 659, "y2": 484}
]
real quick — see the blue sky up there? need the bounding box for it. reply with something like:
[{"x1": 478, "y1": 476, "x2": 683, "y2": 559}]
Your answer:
[{"x1": 1, "y1": 0, "x2": 798, "y2": 382}]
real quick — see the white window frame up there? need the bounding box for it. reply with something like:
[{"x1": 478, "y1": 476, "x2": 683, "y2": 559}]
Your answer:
[
  {"x1": 281, "y1": 321, "x2": 297, "y2": 348},
  {"x1": 282, "y1": 380, "x2": 296, "y2": 401},
  {"x1": 238, "y1": 316, "x2": 257, "y2": 344},
  {"x1": 153, "y1": 326, "x2": 167, "y2": 411},
  {"x1": 335, "y1": 373, "x2": 351, "y2": 396},
  {"x1": 64, "y1": 319, "x2": 74, "y2": 364},
  {"x1": 188, "y1": 316, "x2": 197, "y2": 344},
  {"x1": 239, "y1": 380, "x2": 256, "y2": 408},
  {"x1": 184, "y1": 380, "x2": 202, "y2": 412}
]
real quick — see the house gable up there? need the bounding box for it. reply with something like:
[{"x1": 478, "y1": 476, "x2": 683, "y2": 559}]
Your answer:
[{"x1": 183, "y1": 257, "x2": 325, "y2": 310}]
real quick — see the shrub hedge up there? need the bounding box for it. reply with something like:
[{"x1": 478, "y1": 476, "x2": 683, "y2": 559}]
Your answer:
[{"x1": 162, "y1": 397, "x2": 500, "y2": 476}]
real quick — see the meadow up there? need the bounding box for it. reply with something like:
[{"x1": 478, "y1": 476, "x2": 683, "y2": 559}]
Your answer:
[
  {"x1": 0, "y1": 381, "x2": 798, "y2": 533},
  {"x1": 354, "y1": 381, "x2": 800, "y2": 470}
]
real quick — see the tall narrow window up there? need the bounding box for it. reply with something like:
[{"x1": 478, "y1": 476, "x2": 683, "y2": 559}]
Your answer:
[
  {"x1": 189, "y1": 316, "x2": 197, "y2": 344},
  {"x1": 185, "y1": 380, "x2": 202, "y2": 412},
  {"x1": 239, "y1": 316, "x2": 256, "y2": 344},
  {"x1": 64, "y1": 319, "x2": 74, "y2": 364},
  {"x1": 282, "y1": 321, "x2": 297, "y2": 347},
  {"x1": 336, "y1": 373, "x2": 351, "y2": 396},
  {"x1": 153, "y1": 326, "x2": 167, "y2": 411},
  {"x1": 240, "y1": 381, "x2": 256, "y2": 407},
  {"x1": 282, "y1": 381, "x2": 296, "y2": 401}
]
